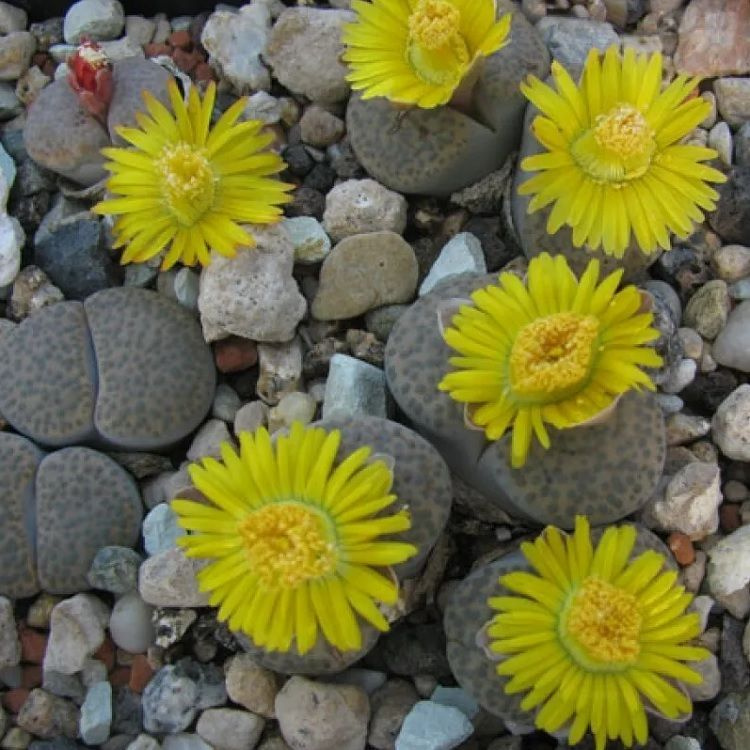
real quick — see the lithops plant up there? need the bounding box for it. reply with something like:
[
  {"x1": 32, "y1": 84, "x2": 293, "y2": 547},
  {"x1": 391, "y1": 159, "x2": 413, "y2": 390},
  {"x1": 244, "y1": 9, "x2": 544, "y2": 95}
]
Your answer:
[
  {"x1": 343, "y1": 1, "x2": 550, "y2": 196},
  {"x1": 511, "y1": 46, "x2": 726, "y2": 276},
  {"x1": 0, "y1": 432, "x2": 141, "y2": 598},
  {"x1": 0, "y1": 287, "x2": 215, "y2": 451},
  {"x1": 445, "y1": 519, "x2": 706, "y2": 749},
  {"x1": 173, "y1": 417, "x2": 452, "y2": 675},
  {"x1": 23, "y1": 46, "x2": 171, "y2": 186},
  {"x1": 384, "y1": 261, "x2": 666, "y2": 528}
]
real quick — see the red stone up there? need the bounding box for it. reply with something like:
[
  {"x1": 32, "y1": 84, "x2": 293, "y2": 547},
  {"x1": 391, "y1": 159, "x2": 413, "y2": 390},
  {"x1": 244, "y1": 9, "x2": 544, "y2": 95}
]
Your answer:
[
  {"x1": 128, "y1": 654, "x2": 154, "y2": 694},
  {"x1": 2, "y1": 688, "x2": 29, "y2": 714},
  {"x1": 109, "y1": 666, "x2": 131, "y2": 687},
  {"x1": 667, "y1": 532, "x2": 696, "y2": 566},
  {"x1": 18, "y1": 626, "x2": 47, "y2": 665},
  {"x1": 144, "y1": 42, "x2": 172, "y2": 58},
  {"x1": 172, "y1": 47, "x2": 204, "y2": 74},
  {"x1": 20, "y1": 665, "x2": 42, "y2": 689},
  {"x1": 168, "y1": 30, "x2": 192, "y2": 50},
  {"x1": 194, "y1": 62, "x2": 217, "y2": 83},
  {"x1": 720, "y1": 503, "x2": 742, "y2": 533},
  {"x1": 94, "y1": 637, "x2": 116, "y2": 672},
  {"x1": 214, "y1": 337, "x2": 258, "y2": 373}
]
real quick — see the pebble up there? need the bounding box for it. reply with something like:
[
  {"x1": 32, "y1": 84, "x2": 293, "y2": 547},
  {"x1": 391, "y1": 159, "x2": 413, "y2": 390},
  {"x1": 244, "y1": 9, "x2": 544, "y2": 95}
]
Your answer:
[
  {"x1": 124, "y1": 16, "x2": 156, "y2": 46},
  {"x1": 709, "y1": 121, "x2": 733, "y2": 166},
  {"x1": 648, "y1": 462, "x2": 721, "y2": 540},
  {"x1": 267, "y1": 391, "x2": 316, "y2": 432},
  {"x1": 214, "y1": 337, "x2": 258, "y2": 374},
  {"x1": 329, "y1": 669, "x2": 388, "y2": 696},
  {"x1": 707, "y1": 524, "x2": 750, "y2": 597},
  {"x1": 126, "y1": 735, "x2": 161, "y2": 750},
  {"x1": 665, "y1": 413, "x2": 712, "y2": 446},
  {"x1": 0, "y1": 3, "x2": 27, "y2": 34},
  {"x1": 200, "y1": 5, "x2": 271, "y2": 93},
  {"x1": 234, "y1": 401, "x2": 268, "y2": 436},
  {"x1": 198, "y1": 245, "x2": 306, "y2": 344},
  {"x1": 714, "y1": 78, "x2": 750, "y2": 128},
  {"x1": 1, "y1": 727, "x2": 30, "y2": 749},
  {"x1": 196, "y1": 708, "x2": 265, "y2": 750},
  {"x1": 322, "y1": 353, "x2": 388, "y2": 420},
  {"x1": 0, "y1": 32, "x2": 35, "y2": 81},
  {"x1": 109, "y1": 593, "x2": 155, "y2": 655},
  {"x1": 713, "y1": 244, "x2": 750, "y2": 282},
  {"x1": 312, "y1": 232, "x2": 417, "y2": 320},
  {"x1": 737, "y1": 122, "x2": 750, "y2": 166},
  {"x1": 275, "y1": 676, "x2": 370, "y2": 750},
  {"x1": 265, "y1": 7, "x2": 354, "y2": 104},
  {"x1": 713, "y1": 300, "x2": 750, "y2": 371},
  {"x1": 710, "y1": 690, "x2": 750, "y2": 750},
  {"x1": 80, "y1": 681, "x2": 112, "y2": 745},
  {"x1": 534, "y1": 17, "x2": 618, "y2": 77},
  {"x1": 152, "y1": 608, "x2": 195, "y2": 650},
  {"x1": 142, "y1": 666, "x2": 199, "y2": 735},
  {"x1": 368, "y1": 679, "x2": 419, "y2": 750},
  {"x1": 683, "y1": 279, "x2": 731, "y2": 340},
  {"x1": 212, "y1": 383, "x2": 242, "y2": 422},
  {"x1": 16, "y1": 689, "x2": 79, "y2": 739},
  {"x1": 0, "y1": 82, "x2": 21, "y2": 119},
  {"x1": 726, "y1": 480, "x2": 750, "y2": 502},
  {"x1": 243, "y1": 91, "x2": 285, "y2": 125},
  {"x1": 683, "y1": 549, "x2": 707, "y2": 593},
  {"x1": 419, "y1": 233, "x2": 487, "y2": 296},
  {"x1": 395, "y1": 701, "x2": 474, "y2": 750},
  {"x1": 63, "y1": 0, "x2": 125, "y2": 44},
  {"x1": 667, "y1": 532, "x2": 695, "y2": 566},
  {"x1": 138, "y1": 548, "x2": 210, "y2": 608},
  {"x1": 686, "y1": 654, "x2": 721, "y2": 703},
  {"x1": 142, "y1": 504, "x2": 185, "y2": 556},
  {"x1": 660, "y1": 358, "x2": 697, "y2": 395},
  {"x1": 0, "y1": 597, "x2": 20, "y2": 669},
  {"x1": 300, "y1": 105, "x2": 345, "y2": 148},
  {"x1": 4, "y1": 264, "x2": 61, "y2": 319},
  {"x1": 323, "y1": 179, "x2": 407, "y2": 242},
  {"x1": 256, "y1": 338, "x2": 304, "y2": 404},
  {"x1": 44, "y1": 594, "x2": 109, "y2": 676},
  {"x1": 0, "y1": 212, "x2": 23, "y2": 287},
  {"x1": 225, "y1": 655, "x2": 278, "y2": 719},
  {"x1": 282, "y1": 216, "x2": 331, "y2": 264},
  {"x1": 713, "y1": 384, "x2": 750, "y2": 460},
  {"x1": 162, "y1": 735, "x2": 211, "y2": 750},
  {"x1": 87, "y1": 546, "x2": 143, "y2": 595},
  {"x1": 186, "y1": 418, "x2": 233, "y2": 462}
]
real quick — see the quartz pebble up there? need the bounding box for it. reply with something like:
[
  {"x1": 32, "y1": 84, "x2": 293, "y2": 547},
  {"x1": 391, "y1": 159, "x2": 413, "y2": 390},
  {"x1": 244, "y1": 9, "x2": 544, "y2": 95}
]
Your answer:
[
  {"x1": 709, "y1": 121, "x2": 733, "y2": 166},
  {"x1": 707, "y1": 524, "x2": 750, "y2": 597},
  {"x1": 63, "y1": 0, "x2": 125, "y2": 44},
  {"x1": 322, "y1": 353, "x2": 388, "y2": 420},
  {"x1": 395, "y1": 701, "x2": 473, "y2": 750},
  {"x1": 234, "y1": 401, "x2": 268, "y2": 436},
  {"x1": 87, "y1": 546, "x2": 143, "y2": 594},
  {"x1": 713, "y1": 300, "x2": 750, "y2": 372},
  {"x1": 142, "y1": 504, "x2": 184, "y2": 556},
  {"x1": 257, "y1": 338, "x2": 304, "y2": 405},
  {"x1": 714, "y1": 78, "x2": 750, "y2": 128},
  {"x1": 322, "y1": 179, "x2": 407, "y2": 242},
  {"x1": 268, "y1": 391, "x2": 316, "y2": 432},
  {"x1": 109, "y1": 592, "x2": 155, "y2": 655},
  {"x1": 419, "y1": 233, "x2": 486, "y2": 296},
  {"x1": 225, "y1": 654, "x2": 278, "y2": 719},
  {"x1": 79, "y1": 681, "x2": 112, "y2": 745},
  {"x1": 0, "y1": 32, "x2": 35, "y2": 81},
  {"x1": 163, "y1": 735, "x2": 212, "y2": 750},
  {"x1": 282, "y1": 216, "x2": 330, "y2": 264},
  {"x1": 196, "y1": 708, "x2": 265, "y2": 750},
  {"x1": 138, "y1": 548, "x2": 209, "y2": 608},
  {"x1": 186, "y1": 419, "x2": 233, "y2": 462},
  {"x1": 713, "y1": 384, "x2": 750, "y2": 460}
]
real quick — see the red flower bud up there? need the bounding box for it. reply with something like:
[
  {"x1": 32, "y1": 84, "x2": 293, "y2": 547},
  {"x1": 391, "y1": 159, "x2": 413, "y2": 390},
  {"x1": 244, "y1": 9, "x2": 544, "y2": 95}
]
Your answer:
[{"x1": 67, "y1": 40, "x2": 113, "y2": 123}]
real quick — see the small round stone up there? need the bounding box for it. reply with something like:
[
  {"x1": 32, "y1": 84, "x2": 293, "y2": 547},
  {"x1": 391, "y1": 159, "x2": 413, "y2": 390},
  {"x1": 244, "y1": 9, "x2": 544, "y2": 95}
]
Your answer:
[
  {"x1": 87, "y1": 546, "x2": 143, "y2": 595},
  {"x1": 109, "y1": 593, "x2": 155, "y2": 655}
]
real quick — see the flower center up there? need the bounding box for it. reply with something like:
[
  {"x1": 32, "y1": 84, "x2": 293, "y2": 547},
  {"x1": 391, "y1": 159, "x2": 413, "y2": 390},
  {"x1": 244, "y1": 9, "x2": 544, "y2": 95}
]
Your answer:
[
  {"x1": 406, "y1": 0, "x2": 469, "y2": 87},
  {"x1": 237, "y1": 502, "x2": 338, "y2": 589},
  {"x1": 563, "y1": 577, "x2": 642, "y2": 665},
  {"x1": 570, "y1": 103, "x2": 656, "y2": 186},
  {"x1": 509, "y1": 312, "x2": 599, "y2": 400},
  {"x1": 155, "y1": 142, "x2": 215, "y2": 226},
  {"x1": 594, "y1": 104, "x2": 653, "y2": 158}
]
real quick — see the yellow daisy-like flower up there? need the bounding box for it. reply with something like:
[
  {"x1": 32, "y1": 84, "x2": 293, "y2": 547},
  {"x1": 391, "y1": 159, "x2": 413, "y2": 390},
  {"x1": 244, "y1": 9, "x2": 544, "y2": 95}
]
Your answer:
[
  {"x1": 438, "y1": 253, "x2": 662, "y2": 468},
  {"x1": 342, "y1": 0, "x2": 511, "y2": 108},
  {"x1": 171, "y1": 423, "x2": 417, "y2": 654},
  {"x1": 93, "y1": 80, "x2": 293, "y2": 270},
  {"x1": 488, "y1": 516, "x2": 708, "y2": 750},
  {"x1": 519, "y1": 45, "x2": 727, "y2": 257}
]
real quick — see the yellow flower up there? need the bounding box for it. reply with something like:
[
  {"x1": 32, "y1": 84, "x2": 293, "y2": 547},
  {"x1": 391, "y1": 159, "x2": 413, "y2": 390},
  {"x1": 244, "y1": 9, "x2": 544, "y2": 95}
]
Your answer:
[
  {"x1": 488, "y1": 516, "x2": 708, "y2": 750},
  {"x1": 93, "y1": 80, "x2": 293, "y2": 269},
  {"x1": 171, "y1": 423, "x2": 417, "y2": 654},
  {"x1": 342, "y1": 0, "x2": 511, "y2": 108},
  {"x1": 438, "y1": 253, "x2": 662, "y2": 468},
  {"x1": 519, "y1": 45, "x2": 727, "y2": 257}
]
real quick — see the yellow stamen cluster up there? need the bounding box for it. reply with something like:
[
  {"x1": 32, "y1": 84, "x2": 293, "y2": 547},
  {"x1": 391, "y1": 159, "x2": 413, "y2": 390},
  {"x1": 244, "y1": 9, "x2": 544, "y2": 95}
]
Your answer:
[
  {"x1": 564, "y1": 577, "x2": 642, "y2": 664},
  {"x1": 238, "y1": 503, "x2": 337, "y2": 589},
  {"x1": 155, "y1": 142, "x2": 216, "y2": 226},
  {"x1": 408, "y1": 0, "x2": 461, "y2": 50},
  {"x1": 509, "y1": 312, "x2": 599, "y2": 399},
  {"x1": 593, "y1": 104, "x2": 655, "y2": 159}
]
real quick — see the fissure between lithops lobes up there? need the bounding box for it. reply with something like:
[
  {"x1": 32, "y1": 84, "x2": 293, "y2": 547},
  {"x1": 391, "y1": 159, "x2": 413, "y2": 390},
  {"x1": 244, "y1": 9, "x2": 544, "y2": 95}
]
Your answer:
[
  {"x1": 342, "y1": 0, "x2": 511, "y2": 108},
  {"x1": 487, "y1": 516, "x2": 708, "y2": 750},
  {"x1": 93, "y1": 79, "x2": 293, "y2": 270},
  {"x1": 438, "y1": 252, "x2": 662, "y2": 468},
  {"x1": 170, "y1": 423, "x2": 417, "y2": 654},
  {"x1": 519, "y1": 44, "x2": 727, "y2": 257}
]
